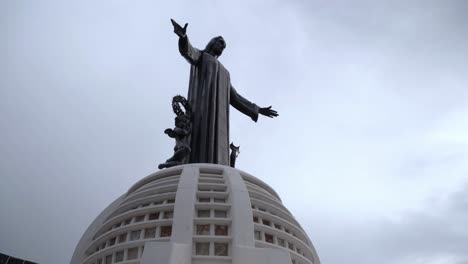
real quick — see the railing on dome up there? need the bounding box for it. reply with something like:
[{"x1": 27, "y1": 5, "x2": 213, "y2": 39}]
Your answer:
[
  {"x1": 240, "y1": 173, "x2": 282, "y2": 202},
  {"x1": 126, "y1": 168, "x2": 183, "y2": 196}
]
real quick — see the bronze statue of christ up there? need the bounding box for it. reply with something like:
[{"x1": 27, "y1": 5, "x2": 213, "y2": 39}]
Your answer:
[{"x1": 171, "y1": 19, "x2": 278, "y2": 166}]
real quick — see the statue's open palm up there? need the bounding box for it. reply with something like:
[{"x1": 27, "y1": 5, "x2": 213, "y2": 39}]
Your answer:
[{"x1": 259, "y1": 106, "x2": 279, "y2": 118}]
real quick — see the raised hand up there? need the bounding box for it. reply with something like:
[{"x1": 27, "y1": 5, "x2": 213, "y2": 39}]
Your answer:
[
  {"x1": 171, "y1": 18, "x2": 188, "y2": 38},
  {"x1": 259, "y1": 106, "x2": 279, "y2": 118}
]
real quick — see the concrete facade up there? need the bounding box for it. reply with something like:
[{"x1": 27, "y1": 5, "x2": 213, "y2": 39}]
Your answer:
[{"x1": 71, "y1": 164, "x2": 320, "y2": 264}]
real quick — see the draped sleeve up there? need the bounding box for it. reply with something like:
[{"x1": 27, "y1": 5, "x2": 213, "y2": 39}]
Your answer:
[
  {"x1": 178, "y1": 36, "x2": 202, "y2": 65},
  {"x1": 230, "y1": 85, "x2": 259, "y2": 122}
]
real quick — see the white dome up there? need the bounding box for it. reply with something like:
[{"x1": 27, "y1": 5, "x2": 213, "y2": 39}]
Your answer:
[{"x1": 71, "y1": 164, "x2": 320, "y2": 264}]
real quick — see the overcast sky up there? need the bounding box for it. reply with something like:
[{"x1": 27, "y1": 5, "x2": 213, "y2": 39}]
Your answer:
[{"x1": 1, "y1": 1, "x2": 468, "y2": 263}]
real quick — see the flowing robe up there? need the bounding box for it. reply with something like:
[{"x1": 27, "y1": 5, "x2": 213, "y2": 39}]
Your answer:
[{"x1": 178, "y1": 36, "x2": 259, "y2": 166}]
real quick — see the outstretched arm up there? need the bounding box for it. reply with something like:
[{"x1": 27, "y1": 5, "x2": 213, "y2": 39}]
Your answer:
[
  {"x1": 171, "y1": 19, "x2": 201, "y2": 65},
  {"x1": 230, "y1": 85, "x2": 260, "y2": 122},
  {"x1": 230, "y1": 85, "x2": 278, "y2": 122}
]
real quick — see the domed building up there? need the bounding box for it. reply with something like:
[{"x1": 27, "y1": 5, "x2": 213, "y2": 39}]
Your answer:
[{"x1": 71, "y1": 164, "x2": 320, "y2": 264}]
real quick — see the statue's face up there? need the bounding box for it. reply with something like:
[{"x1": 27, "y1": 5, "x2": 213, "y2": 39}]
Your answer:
[{"x1": 211, "y1": 38, "x2": 226, "y2": 57}]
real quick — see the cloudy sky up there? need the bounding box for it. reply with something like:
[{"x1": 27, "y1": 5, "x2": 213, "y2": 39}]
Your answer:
[{"x1": 1, "y1": 0, "x2": 467, "y2": 263}]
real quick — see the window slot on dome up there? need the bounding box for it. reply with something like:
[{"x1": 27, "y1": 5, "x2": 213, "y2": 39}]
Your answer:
[
  {"x1": 197, "y1": 184, "x2": 227, "y2": 192},
  {"x1": 135, "y1": 215, "x2": 145, "y2": 223},
  {"x1": 198, "y1": 185, "x2": 211, "y2": 191},
  {"x1": 148, "y1": 212, "x2": 160, "y2": 220},
  {"x1": 199, "y1": 168, "x2": 223, "y2": 175},
  {"x1": 215, "y1": 225, "x2": 228, "y2": 236},
  {"x1": 196, "y1": 224, "x2": 210, "y2": 235},
  {"x1": 265, "y1": 233, "x2": 274, "y2": 243},
  {"x1": 160, "y1": 225, "x2": 172, "y2": 237},
  {"x1": 254, "y1": 230, "x2": 261, "y2": 240},
  {"x1": 127, "y1": 247, "x2": 139, "y2": 260},
  {"x1": 130, "y1": 230, "x2": 141, "y2": 241},
  {"x1": 199, "y1": 197, "x2": 211, "y2": 203},
  {"x1": 163, "y1": 211, "x2": 173, "y2": 219},
  {"x1": 214, "y1": 242, "x2": 228, "y2": 256},
  {"x1": 214, "y1": 210, "x2": 227, "y2": 218},
  {"x1": 109, "y1": 237, "x2": 116, "y2": 246},
  {"x1": 105, "y1": 254, "x2": 112, "y2": 264},
  {"x1": 213, "y1": 185, "x2": 227, "y2": 192},
  {"x1": 195, "y1": 242, "x2": 210, "y2": 255},
  {"x1": 213, "y1": 198, "x2": 226, "y2": 203},
  {"x1": 144, "y1": 227, "x2": 156, "y2": 239},
  {"x1": 118, "y1": 233, "x2": 127, "y2": 244},
  {"x1": 199, "y1": 177, "x2": 225, "y2": 184},
  {"x1": 115, "y1": 250, "x2": 124, "y2": 262},
  {"x1": 278, "y1": 237, "x2": 286, "y2": 247},
  {"x1": 199, "y1": 175, "x2": 223, "y2": 180},
  {"x1": 197, "y1": 210, "x2": 211, "y2": 218}
]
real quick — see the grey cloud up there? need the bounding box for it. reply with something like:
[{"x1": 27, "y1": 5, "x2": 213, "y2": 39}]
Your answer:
[{"x1": 306, "y1": 184, "x2": 468, "y2": 264}]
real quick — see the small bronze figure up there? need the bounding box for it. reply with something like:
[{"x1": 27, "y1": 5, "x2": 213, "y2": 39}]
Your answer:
[
  {"x1": 229, "y1": 143, "x2": 240, "y2": 168},
  {"x1": 158, "y1": 96, "x2": 192, "y2": 169}
]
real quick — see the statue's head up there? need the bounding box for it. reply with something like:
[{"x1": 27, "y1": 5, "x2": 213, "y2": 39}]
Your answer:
[
  {"x1": 204, "y1": 36, "x2": 226, "y2": 58},
  {"x1": 175, "y1": 114, "x2": 191, "y2": 130}
]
